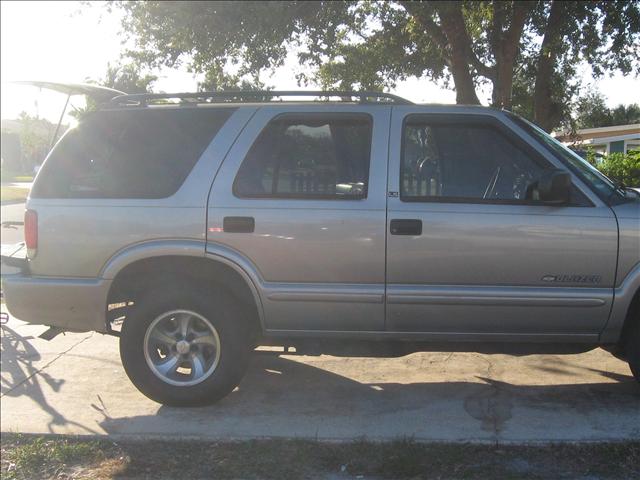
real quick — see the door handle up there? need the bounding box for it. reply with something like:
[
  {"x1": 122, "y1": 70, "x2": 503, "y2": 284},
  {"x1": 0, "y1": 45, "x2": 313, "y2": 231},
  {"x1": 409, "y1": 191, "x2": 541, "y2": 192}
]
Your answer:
[
  {"x1": 390, "y1": 219, "x2": 422, "y2": 235},
  {"x1": 223, "y1": 216, "x2": 255, "y2": 233}
]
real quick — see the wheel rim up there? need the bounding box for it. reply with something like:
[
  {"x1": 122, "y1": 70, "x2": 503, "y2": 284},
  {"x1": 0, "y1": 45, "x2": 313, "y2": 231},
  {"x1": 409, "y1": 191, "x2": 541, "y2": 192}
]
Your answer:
[{"x1": 143, "y1": 309, "x2": 221, "y2": 387}]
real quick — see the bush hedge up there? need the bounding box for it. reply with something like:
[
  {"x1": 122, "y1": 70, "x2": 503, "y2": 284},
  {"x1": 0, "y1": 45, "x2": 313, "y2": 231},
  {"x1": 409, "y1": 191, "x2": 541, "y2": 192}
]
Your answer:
[{"x1": 588, "y1": 149, "x2": 640, "y2": 187}]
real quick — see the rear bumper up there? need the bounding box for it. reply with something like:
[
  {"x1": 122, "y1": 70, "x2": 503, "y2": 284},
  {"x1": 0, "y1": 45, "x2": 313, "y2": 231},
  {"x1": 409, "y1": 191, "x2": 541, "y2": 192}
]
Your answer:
[{"x1": 2, "y1": 251, "x2": 110, "y2": 332}]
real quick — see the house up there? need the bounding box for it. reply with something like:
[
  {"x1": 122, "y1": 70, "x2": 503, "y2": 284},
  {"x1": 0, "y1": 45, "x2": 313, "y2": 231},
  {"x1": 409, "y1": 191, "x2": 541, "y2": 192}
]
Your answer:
[{"x1": 556, "y1": 123, "x2": 640, "y2": 155}]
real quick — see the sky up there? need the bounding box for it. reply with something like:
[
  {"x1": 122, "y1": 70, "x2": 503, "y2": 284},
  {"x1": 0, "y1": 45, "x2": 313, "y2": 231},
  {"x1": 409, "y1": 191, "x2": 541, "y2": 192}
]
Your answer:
[{"x1": 2, "y1": 1, "x2": 639, "y2": 124}]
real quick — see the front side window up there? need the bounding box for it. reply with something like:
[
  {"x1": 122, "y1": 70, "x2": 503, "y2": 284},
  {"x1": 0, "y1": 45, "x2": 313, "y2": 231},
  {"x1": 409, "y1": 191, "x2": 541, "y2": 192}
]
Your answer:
[
  {"x1": 401, "y1": 118, "x2": 544, "y2": 202},
  {"x1": 506, "y1": 113, "x2": 622, "y2": 203},
  {"x1": 234, "y1": 114, "x2": 372, "y2": 199}
]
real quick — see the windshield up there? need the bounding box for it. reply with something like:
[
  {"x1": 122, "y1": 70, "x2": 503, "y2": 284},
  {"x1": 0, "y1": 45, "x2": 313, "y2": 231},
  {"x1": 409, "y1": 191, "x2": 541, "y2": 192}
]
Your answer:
[{"x1": 506, "y1": 113, "x2": 623, "y2": 202}]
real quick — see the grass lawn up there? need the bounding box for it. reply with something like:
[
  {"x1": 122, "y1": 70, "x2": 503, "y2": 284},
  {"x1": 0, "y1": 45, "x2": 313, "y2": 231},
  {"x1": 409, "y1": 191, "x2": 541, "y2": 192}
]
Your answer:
[
  {"x1": 7, "y1": 176, "x2": 34, "y2": 182},
  {"x1": 0, "y1": 170, "x2": 34, "y2": 183},
  {"x1": 1, "y1": 434, "x2": 639, "y2": 479},
  {"x1": 0, "y1": 186, "x2": 29, "y2": 203}
]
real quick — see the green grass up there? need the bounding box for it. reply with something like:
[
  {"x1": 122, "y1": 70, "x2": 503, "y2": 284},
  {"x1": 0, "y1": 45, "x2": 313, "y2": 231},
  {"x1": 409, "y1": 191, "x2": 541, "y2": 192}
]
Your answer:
[
  {"x1": 1, "y1": 435, "x2": 111, "y2": 479},
  {"x1": 0, "y1": 170, "x2": 34, "y2": 183},
  {"x1": 1, "y1": 434, "x2": 639, "y2": 480},
  {"x1": 0, "y1": 186, "x2": 29, "y2": 203}
]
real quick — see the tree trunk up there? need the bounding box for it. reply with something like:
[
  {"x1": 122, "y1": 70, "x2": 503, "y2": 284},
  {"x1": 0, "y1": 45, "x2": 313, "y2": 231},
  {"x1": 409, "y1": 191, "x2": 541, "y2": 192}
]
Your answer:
[
  {"x1": 402, "y1": 1, "x2": 480, "y2": 105},
  {"x1": 534, "y1": 1, "x2": 565, "y2": 131},
  {"x1": 448, "y1": 47, "x2": 481, "y2": 104},
  {"x1": 490, "y1": 3, "x2": 532, "y2": 109},
  {"x1": 437, "y1": 4, "x2": 481, "y2": 105}
]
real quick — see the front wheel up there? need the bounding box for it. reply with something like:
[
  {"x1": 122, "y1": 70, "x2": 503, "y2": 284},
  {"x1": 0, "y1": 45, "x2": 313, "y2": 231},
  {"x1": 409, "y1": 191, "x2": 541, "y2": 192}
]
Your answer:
[
  {"x1": 119, "y1": 285, "x2": 250, "y2": 406},
  {"x1": 627, "y1": 320, "x2": 640, "y2": 385}
]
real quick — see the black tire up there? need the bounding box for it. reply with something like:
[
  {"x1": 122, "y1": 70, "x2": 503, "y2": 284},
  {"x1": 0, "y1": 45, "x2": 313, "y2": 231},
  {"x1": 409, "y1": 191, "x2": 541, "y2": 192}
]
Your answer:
[
  {"x1": 627, "y1": 320, "x2": 640, "y2": 384},
  {"x1": 119, "y1": 283, "x2": 250, "y2": 406}
]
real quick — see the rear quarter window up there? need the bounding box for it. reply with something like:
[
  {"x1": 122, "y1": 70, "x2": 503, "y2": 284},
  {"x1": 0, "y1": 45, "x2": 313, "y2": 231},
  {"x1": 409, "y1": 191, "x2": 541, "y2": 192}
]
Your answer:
[{"x1": 31, "y1": 107, "x2": 235, "y2": 199}]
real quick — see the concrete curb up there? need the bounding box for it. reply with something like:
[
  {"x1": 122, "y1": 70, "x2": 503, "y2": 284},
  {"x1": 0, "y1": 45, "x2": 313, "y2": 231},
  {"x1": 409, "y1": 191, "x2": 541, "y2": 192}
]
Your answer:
[{"x1": 2, "y1": 431, "x2": 638, "y2": 446}]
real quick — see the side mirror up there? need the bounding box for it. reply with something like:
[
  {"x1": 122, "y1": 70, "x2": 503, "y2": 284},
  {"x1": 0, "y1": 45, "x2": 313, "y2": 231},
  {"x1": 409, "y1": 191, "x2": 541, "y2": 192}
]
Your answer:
[{"x1": 533, "y1": 169, "x2": 572, "y2": 204}]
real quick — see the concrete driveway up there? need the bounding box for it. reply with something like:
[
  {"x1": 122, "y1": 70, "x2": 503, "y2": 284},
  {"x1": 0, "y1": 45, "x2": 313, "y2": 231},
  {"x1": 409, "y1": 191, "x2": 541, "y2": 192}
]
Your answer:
[{"x1": 1, "y1": 311, "x2": 639, "y2": 444}]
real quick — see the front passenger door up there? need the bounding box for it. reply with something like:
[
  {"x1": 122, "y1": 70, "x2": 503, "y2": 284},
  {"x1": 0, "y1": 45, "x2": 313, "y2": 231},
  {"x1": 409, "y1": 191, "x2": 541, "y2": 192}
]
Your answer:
[{"x1": 385, "y1": 110, "x2": 617, "y2": 339}]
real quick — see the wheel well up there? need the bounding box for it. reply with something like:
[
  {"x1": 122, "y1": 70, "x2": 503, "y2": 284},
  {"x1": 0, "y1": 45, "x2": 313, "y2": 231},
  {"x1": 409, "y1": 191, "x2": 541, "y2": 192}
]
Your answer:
[
  {"x1": 106, "y1": 256, "x2": 262, "y2": 341},
  {"x1": 619, "y1": 287, "x2": 640, "y2": 352}
]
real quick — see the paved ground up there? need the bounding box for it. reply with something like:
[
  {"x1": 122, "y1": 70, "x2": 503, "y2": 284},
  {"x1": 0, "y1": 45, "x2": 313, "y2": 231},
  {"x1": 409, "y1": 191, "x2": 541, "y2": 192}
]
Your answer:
[
  {"x1": 1, "y1": 311, "x2": 639, "y2": 444},
  {"x1": 1, "y1": 202, "x2": 25, "y2": 245}
]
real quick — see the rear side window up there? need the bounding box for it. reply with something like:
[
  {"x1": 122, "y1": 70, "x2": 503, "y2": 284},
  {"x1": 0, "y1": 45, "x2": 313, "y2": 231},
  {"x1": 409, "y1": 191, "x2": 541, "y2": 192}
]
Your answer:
[
  {"x1": 32, "y1": 107, "x2": 234, "y2": 199},
  {"x1": 233, "y1": 114, "x2": 372, "y2": 199}
]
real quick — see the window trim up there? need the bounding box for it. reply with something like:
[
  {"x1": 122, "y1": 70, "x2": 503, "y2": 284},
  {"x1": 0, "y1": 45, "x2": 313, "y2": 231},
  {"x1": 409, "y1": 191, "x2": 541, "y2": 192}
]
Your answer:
[
  {"x1": 232, "y1": 112, "x2": 374, "y2": 201},
  {"x1": 399, "y1": 114, "x2": 592, "y2": 207}
]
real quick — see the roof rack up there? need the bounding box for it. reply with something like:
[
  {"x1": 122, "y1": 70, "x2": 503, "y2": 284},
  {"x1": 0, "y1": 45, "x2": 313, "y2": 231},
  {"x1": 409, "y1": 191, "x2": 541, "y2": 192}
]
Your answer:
[{"x1": 109, "y1": 90, "x2": 414, "y2": 107}]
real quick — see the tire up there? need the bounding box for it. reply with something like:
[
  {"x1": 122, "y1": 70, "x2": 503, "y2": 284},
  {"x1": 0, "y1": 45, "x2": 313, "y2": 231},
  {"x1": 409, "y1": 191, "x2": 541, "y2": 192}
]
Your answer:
[
  {"x1": 119, "y1": 283, "x2": 250, "y2": 406},
  {"x1": 627, "y1": 320, "x2": 640, "y2": 384}
]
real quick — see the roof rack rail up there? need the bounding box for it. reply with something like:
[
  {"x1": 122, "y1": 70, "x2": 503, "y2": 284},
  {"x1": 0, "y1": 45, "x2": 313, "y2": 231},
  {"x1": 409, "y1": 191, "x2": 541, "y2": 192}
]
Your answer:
[{"x1": 109, "y1": 90, "x2": 414, "y2": 106}]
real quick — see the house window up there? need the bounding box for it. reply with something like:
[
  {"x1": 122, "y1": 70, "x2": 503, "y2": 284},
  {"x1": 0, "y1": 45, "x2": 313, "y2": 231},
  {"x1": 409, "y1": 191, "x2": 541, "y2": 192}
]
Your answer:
[{"x1": 626, "y1": 141, "x2": 640, "y2": 153}]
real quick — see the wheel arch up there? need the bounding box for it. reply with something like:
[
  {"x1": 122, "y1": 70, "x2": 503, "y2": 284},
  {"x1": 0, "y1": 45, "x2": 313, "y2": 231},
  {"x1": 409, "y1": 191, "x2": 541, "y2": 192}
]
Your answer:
[
  {"x1": 104, "y1": 243, "x2": 265, "y2": 340},
  {"x1": 601, "y1": 262, "x2": 640, "y2": 344},
  {"x1": 619, "y1": 287, "x2": 640, "y2": 350}
]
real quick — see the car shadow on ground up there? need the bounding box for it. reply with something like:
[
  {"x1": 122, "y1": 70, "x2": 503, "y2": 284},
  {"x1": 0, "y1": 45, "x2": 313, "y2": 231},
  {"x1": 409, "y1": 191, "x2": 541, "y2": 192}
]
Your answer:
[
  {"x1": 2, "y1": 325, "x2": 639, "y2": 439},
  {"x1": 95, "y1": 352, "x2": 640, "y2": 439}
]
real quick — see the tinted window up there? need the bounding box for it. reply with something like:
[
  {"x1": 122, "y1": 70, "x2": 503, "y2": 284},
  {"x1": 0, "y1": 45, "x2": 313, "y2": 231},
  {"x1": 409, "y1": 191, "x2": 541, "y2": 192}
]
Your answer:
[
  {"x1": 401, "y1": 119, "x2": 544, "y2": 202},
  {"x1": 506, "y1": 113, "x2": 622, "y2": 203},
  {"x1": 234, "y1": 114, "x2": 372, "y2": 199},
  {"x1": 32, "y1": 107, "x2": 234, "y2": 199}
]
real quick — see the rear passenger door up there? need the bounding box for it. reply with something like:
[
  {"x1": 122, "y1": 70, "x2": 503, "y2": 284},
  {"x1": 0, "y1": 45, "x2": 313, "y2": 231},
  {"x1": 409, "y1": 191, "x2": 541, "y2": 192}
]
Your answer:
[
  {"x1": 208, "y1": 106, "x2": 391, "y2": 332},
  {"x1": 385, "y1": 108, "x2": 618, "y2": 339}
]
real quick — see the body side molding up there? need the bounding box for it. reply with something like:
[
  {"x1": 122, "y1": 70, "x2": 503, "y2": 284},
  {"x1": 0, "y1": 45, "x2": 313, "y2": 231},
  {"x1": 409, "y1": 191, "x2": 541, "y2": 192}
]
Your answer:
[{"x1": 386, "y1": 285, "x2": 609, "y2": 308}]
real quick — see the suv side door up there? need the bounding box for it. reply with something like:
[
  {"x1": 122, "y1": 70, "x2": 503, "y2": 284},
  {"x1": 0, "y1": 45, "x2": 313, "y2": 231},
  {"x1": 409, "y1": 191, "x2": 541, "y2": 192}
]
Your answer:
[
  {"x1": 208, "y1": 105, "x2": 391, "y2": 332},
  {"x1": 385, "y1": 107, "x2": 618, "y2": 340}
]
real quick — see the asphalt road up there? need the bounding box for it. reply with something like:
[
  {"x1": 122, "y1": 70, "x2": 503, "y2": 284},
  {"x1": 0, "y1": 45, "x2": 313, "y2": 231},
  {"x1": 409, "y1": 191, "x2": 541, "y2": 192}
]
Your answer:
[{"x1": 1, "y1": 311, "x2": 639, "y2": 443}]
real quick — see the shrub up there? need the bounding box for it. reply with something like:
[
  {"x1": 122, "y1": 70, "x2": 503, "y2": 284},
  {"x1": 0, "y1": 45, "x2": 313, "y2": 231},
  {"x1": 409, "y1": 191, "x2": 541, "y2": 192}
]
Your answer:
[{"x1": 588, "y1": 149, "x2": 640, "y2": 187}]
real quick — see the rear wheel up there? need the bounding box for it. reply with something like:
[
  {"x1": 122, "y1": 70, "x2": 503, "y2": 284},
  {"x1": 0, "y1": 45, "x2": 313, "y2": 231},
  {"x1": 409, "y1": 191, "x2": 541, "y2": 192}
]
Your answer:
[{"x1": 119, "y1": 285, "x2": 250, "y2": 406}]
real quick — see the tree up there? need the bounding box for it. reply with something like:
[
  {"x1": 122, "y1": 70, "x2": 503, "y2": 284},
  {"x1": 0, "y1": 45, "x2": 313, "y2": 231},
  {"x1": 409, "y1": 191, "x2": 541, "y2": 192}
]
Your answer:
[
  {"x1": 114, "y1": 1, "x2": 640, "y2": 131},
  {"x1": 98, "y1": 62, "x2": 157, "y2": 94},
  {"x1": 610, "y1": 103, "x2": 640, "y2": 126},
  {"x1": 574, "y1": 88, "x2": 640, "y2": 129},
  {"x1": 16, "y1": 112, "x2": 53, "y2": 171},
  {"x1": 574, "y1": 89, "x2": 613, "y2": 129},
  {"x1": 71, "y1": 61, "x2": 157, "y2": 120}
]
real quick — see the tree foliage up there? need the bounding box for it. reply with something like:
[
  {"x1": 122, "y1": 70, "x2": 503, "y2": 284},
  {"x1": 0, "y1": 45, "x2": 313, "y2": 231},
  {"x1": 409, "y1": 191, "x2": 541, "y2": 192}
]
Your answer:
[
  {"x1": 98, "y1": 62, "x2": 158, "y2": 94},
  {"x1": 575, "y1": 88, "x2": 640, "y2": 129},
  {"x1": 114, "y1": 1, "x2": 640, "y2": 131},
  {"x1": 71, "y1": 62, "x2": 157, "y2": 120}
]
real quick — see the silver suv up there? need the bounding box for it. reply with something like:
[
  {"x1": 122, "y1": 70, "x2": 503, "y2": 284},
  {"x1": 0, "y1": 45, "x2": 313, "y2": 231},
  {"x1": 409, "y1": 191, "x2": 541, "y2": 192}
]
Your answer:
[{"x1": 3, "y1": 91, "x2": 639, "y2": 406}]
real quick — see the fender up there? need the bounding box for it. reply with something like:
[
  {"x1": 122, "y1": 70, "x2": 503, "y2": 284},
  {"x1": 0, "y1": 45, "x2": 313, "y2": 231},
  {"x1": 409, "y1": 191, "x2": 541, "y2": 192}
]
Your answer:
[
  {"x1": 100, "y1": 239, "x2": 266, "y2": 330},
  {"x1": 601, "y1": 261, "x2": 640, "y2": 343}
]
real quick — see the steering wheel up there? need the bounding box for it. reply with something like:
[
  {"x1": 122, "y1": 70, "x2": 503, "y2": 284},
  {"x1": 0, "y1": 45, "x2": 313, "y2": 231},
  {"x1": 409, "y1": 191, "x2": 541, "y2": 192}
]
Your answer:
[{"x1": 483, "y1": 166, "x2": 501, "y2": 199}]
